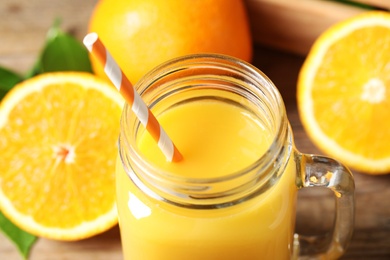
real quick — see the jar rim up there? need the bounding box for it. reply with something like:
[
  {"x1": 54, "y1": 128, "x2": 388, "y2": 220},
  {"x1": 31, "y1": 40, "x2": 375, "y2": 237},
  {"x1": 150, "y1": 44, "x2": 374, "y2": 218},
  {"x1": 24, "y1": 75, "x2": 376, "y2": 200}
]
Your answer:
[{"x1": 119, "y1": 53, "x2": 291, "y2": 208}]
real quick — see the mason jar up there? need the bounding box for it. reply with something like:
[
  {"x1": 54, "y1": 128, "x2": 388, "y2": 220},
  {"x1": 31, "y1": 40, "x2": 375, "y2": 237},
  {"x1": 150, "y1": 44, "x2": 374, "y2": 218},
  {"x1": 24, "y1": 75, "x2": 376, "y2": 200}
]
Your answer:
[{"x1": 116, "y1": 54, "x2": 355, "y2": 259}]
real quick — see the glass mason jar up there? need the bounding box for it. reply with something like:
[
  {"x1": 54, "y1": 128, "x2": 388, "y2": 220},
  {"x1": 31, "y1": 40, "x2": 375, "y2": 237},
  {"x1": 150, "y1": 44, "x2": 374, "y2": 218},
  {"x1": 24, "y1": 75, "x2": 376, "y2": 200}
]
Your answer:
[{"x1": 116, "y1": 54, "x2": 354, "y2": 259}]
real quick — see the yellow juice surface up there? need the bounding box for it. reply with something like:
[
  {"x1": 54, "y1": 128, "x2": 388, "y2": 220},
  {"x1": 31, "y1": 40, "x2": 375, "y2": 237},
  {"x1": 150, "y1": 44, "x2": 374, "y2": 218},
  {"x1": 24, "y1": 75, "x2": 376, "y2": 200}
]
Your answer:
[
  {"x1": 140, "y1": 100, "x2": 272, "y2": 178},
  {"x1": 116, "y1": 99, "x2": 297, "y2": 259}
]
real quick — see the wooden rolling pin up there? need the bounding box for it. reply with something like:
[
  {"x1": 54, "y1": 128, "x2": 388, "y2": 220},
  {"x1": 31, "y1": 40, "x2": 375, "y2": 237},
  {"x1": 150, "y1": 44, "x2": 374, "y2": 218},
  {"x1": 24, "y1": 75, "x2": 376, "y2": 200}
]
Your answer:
[{"x1": 245, "y1": 0, "x2": 366, "y2": 55}]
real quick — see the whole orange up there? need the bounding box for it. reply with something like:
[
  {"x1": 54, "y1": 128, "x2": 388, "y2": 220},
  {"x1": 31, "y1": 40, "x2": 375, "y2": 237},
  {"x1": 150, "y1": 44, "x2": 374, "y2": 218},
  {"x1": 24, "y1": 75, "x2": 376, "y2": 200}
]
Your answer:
[{"x1": 88, "y1": 0, "x2": 252, "y2": 84}]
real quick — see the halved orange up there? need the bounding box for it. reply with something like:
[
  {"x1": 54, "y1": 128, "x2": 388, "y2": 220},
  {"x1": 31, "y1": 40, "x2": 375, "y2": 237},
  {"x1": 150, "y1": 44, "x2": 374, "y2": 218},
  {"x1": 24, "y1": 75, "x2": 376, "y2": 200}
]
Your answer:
[
  {"x1": 0, "y1": 72, "x2": 124, "y2": 240},
  {"x1": 297, "y1": 11, "x2": 390, "y2": 175}
]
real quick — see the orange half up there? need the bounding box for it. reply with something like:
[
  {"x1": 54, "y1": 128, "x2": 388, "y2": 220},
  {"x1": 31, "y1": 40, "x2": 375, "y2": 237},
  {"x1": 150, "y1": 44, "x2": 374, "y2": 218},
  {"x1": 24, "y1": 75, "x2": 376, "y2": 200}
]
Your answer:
[
  {"x1": 0, "y1": 72, "x2": 124, "y2": 240},
  {"x1": 298, "y1": 11, "x2": 390, "y2": 174}
]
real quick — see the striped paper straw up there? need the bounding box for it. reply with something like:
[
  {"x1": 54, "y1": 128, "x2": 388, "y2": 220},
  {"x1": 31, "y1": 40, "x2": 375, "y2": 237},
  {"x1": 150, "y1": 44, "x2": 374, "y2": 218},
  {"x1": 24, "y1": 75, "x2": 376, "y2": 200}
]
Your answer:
[{"x1": 83, "y1": 32, "x2": 182, "y2": 162}]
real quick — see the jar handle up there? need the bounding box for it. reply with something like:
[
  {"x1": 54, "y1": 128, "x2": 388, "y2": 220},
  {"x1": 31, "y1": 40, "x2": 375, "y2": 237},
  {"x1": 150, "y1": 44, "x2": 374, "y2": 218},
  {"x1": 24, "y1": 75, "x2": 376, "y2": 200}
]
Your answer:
[{"x1": 294, "y1": 153, "x2": 355, "y2": 259}]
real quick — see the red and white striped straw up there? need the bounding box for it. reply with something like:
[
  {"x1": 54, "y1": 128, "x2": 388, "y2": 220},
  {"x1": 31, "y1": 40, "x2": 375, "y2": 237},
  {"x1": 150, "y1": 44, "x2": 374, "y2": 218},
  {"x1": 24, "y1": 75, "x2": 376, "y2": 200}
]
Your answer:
[{"x1": 83, "y1": 32, "x2": 182, "y2": 162}]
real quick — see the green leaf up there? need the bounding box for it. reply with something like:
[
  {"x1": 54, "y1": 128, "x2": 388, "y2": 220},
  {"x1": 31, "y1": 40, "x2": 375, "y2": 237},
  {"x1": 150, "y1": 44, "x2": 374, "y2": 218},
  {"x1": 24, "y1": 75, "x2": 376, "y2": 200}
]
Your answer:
[
  {"x1": 0, "y1": 67, "x2": 23, "y2": 100},
  {"x1": 0, "y1": 211, "x2": 37, "y2": 259},
  {"x1": 41, "y1": 32, "x2": 93, "y2": 72},
  {"x1": 25, "y1": 18, "x2": 92, "y2": 78},
  {"x1": 328, "y1": 0, "x2": 376, "y2": 10}
]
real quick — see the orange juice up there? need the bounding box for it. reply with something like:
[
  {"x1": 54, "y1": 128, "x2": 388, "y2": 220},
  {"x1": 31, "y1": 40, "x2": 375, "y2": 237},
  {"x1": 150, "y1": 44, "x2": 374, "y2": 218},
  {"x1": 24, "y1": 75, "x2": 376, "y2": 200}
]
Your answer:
[{"x1": 116, "y1": 98, "x2": 298, "y2": 259}]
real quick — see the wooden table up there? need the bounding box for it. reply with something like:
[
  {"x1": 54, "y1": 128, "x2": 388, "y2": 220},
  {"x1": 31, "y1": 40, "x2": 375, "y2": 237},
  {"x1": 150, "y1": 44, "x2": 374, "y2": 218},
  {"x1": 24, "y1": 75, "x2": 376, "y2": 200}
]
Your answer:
[{"x1": 1, "y1": 0, "x2": 389, "y2": 259}]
